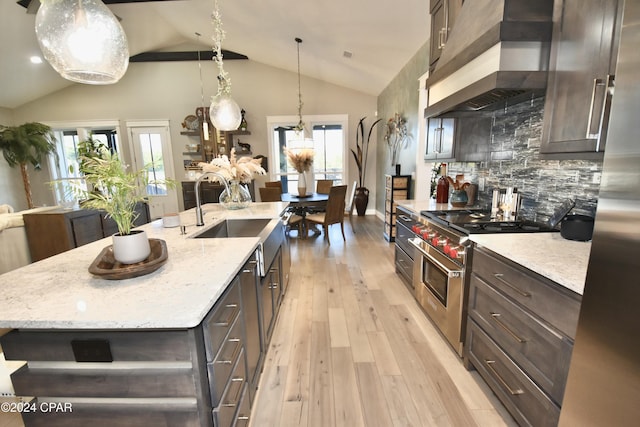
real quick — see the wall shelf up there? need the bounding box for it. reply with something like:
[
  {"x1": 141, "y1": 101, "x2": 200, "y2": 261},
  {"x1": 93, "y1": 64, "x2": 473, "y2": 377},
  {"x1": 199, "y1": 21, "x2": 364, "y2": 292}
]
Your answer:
[{"x1": 180, "y1": 130, "x2": 200, "y2": 136}]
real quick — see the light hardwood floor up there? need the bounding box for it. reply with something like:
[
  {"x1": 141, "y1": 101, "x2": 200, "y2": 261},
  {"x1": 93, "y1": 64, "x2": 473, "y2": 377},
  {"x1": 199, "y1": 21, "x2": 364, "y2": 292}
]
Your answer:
[{"x1": 251, "y1": 216, "x2": 517, "y2": 427}]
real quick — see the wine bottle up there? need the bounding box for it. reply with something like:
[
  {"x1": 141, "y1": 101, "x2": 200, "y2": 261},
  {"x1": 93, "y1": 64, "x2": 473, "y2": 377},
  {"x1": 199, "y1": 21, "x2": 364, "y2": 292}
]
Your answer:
[{"x1": 436, "y1": 164, "x2": 449, "y2": 203}]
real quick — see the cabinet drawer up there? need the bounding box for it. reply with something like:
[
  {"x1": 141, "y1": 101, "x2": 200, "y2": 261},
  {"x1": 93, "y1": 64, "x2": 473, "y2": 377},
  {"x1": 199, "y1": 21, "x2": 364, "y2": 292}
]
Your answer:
[
  {"x1": 212, "y1": 348, "x2": 247, "y2": 427},
  {"x1": 203, "y1": 278, "x2": 242, "y2": 361},
  {"x1": 234, "y1": 382, "x2": 251, "y2": 427},
  {"x1": 21, "y1": 398, "x2": 201, "y2": 427},
  {"x1": 207, "y1": 315, "x2": 244, "y2": 407},
  {"x1": 469, "y1": 274, "x2": 573, "y2": 404},
  {"x1": 467, "y1": 320, "x2": 560, "y2": 427},
  {"x1": 395, "y1": 246, "x2": 413, "y2": 286},
  {"x1": 472, "y1": 248, "x2": 581, "y2": 339},
  {"x1": 11, "y1": 363, "x2": 197, "y2": 398}
]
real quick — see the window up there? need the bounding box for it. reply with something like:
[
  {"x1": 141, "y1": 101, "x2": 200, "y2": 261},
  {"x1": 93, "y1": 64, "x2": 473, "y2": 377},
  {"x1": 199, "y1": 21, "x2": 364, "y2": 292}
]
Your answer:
[
  {"x1": 267, "y1": 115, "x2": 348, "y2": 193},
  {"x1": 47, "y1": 123, "x2": 120, "y2": 205}
]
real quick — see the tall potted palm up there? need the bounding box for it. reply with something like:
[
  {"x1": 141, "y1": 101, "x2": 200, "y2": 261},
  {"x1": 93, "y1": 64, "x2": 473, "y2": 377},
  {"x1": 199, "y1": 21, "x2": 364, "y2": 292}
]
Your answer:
[
  {"x1": 350, "y1": 116, "x2": 381, "y2": 216},
  {"x1": 0, "y1": 122, "x2": 57, "y2": 209}
]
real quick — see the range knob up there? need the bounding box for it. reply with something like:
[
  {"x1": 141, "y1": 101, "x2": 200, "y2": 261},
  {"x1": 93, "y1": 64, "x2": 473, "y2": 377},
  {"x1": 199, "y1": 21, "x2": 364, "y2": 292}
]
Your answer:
[
  {"x1": 450, "y1": 246, "x2": 465, "y2": 259},
  {"x1": 436, "y1": 237, "x2": 448, "y2": 247}
]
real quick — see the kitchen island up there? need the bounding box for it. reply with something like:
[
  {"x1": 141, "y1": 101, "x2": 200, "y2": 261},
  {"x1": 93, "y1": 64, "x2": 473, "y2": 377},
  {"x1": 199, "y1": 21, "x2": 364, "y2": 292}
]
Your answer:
[{"x1": 0, "y1": 202, "x2": 289, "y2": 427}]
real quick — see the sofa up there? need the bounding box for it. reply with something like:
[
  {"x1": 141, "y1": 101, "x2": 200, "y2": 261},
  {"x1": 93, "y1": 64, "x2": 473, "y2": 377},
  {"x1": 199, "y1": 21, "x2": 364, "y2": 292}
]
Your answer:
[{"x1": 0, "y1": 204, "x2": 59, "y2": 275}]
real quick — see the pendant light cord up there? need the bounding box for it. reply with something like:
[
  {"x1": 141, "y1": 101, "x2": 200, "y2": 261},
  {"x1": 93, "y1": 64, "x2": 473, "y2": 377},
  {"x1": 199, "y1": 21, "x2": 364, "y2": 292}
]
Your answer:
[{"x1": 295, "y1": 37, "x2": 304, "y2": 132}]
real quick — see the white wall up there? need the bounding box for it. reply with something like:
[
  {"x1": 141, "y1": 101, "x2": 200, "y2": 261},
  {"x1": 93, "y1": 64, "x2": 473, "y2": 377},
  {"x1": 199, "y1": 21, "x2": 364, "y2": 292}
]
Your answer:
[{"x1": 11, "y1": 59, "x2": 377, "y2": 210}]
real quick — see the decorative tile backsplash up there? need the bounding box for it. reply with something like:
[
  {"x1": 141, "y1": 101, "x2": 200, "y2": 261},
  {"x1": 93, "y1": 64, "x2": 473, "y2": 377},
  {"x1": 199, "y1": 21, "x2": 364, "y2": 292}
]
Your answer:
[{"x1": 447, "y1": 97, "x2": 602, "y2": 223}]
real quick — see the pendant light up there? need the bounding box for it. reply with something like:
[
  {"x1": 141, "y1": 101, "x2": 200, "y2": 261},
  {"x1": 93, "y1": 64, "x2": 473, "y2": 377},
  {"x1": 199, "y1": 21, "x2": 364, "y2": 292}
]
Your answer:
[
  {"x1": 289, "y1": 37, "x2": 314, "y2": 150},
  {"x1": 35, "y1": 0, "x2": 129, "y2": 85},
  {"x1": 209, "y1": 0, "x2": 242, "y2": 131}
]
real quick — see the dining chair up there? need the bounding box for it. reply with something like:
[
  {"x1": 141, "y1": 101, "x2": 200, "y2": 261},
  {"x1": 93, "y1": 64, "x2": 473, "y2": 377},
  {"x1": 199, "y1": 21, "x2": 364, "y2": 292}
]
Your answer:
[
  {"x1": 305, "y1": 185, "x2": 347, "y2": 244},
  {"x1": 345, "y1": 180, "x2": 358, "y2": 232},
  {"x1": 265, "y1": 181, "x2": 283, "y2": 193},
  {"x1": 316, "y1": 179, "x2": 334, "y2": 194},
  {"x1": 259, "y1": 187, "x2": 282, "y2": 202}
]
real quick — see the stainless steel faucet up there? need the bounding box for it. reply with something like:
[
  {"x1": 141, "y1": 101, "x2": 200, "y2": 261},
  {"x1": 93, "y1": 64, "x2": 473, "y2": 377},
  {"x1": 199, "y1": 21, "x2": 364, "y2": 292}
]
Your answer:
[{"x1": 195, "y1": 171, "x2": 230, "y2": 226}]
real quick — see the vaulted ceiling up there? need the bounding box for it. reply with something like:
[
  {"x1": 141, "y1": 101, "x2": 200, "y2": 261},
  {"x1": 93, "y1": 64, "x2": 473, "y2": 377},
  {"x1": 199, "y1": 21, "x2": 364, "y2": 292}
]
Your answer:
[{"x1": 0, "y1": 0, "x2": 430, "y2": 109}]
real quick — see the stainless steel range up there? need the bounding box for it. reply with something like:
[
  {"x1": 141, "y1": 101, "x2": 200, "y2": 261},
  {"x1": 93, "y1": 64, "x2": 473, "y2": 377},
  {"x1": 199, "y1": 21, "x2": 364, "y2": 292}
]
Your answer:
[{"x1": 409, "y1": 209, "x2": 556, "y2": 357}]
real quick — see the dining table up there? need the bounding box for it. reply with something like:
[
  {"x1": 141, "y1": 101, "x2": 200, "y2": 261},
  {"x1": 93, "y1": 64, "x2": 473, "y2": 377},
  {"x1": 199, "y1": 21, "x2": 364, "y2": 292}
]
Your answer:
[{"x1": 281, "y1": 192, "x2": 329, "y2": 238}]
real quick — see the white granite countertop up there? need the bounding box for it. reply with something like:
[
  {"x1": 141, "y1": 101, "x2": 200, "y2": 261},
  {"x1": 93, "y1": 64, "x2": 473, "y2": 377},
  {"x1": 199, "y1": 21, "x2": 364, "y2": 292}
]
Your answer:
[
  {"x1": 470, "y1": 234, "x2": 591, "y2": 296},
  {"x1": 0, "y1": 202, "x2": 288, "y2": 330},
  {"x1": 394, "y1": 199, "x2": 589, "y2": 296}
]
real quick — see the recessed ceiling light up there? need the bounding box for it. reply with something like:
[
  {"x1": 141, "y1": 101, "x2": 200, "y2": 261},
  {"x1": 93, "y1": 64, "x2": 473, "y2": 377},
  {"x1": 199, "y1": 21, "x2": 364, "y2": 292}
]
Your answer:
[{"x1": 30, "y1": 56, "x2": 43, "y2": 64}]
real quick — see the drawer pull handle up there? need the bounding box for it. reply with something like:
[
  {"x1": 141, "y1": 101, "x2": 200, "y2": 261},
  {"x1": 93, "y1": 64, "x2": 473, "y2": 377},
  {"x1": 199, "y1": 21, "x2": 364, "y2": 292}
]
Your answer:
[
  {"x1": 211, "y1": 304, "x2": 239, "y2": 327},
  {"x1": 222, "y1": 377, "x2": 244, "y2": 407},
  {"x1": 490, "y1": 313, "x2": 526, "y2": 343},
  {"x1": 484, "y1": 360, "x2": 524, "y2": 396},
  {"x1": 493, "y1": 274, "x2": 531, "y2": 297},
  {"x1": 217, "y1": 339, "x2": 242, "y2": 365}
]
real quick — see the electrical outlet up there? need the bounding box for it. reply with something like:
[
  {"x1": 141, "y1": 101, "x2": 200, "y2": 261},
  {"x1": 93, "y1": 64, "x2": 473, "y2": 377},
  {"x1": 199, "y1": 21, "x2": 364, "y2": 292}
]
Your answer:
[{"x1": 592, "y1": 172, "x2": 602, "y2": 184}]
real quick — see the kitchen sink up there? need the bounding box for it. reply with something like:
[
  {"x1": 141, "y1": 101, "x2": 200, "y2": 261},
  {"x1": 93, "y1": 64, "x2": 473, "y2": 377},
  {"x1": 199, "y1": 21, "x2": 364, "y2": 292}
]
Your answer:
[
  {"x1": 192, "y1": 218, "x2": 272, "y2": 239},
  {"x1": 191, "y1": 218, "x2": 284, "y2": 277}
]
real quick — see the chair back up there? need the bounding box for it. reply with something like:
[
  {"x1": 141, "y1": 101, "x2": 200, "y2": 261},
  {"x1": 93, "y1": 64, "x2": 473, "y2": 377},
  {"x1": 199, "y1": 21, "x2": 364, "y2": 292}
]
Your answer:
[
  {"x1": 265, "y1": 181, "x2": 283, "y2": 193},
  {"x1": 259, "y1": 187, "x2": 282, "y2": 202},
  {"x1": 324, "y1": 185, "x2": 347, "y2": 225},
  {"x1": 316, "y1": 179, "x2": 334, "y2": 194},
  {"x1": 346, "y1": 180, "x2": 357, "y2": 215}
]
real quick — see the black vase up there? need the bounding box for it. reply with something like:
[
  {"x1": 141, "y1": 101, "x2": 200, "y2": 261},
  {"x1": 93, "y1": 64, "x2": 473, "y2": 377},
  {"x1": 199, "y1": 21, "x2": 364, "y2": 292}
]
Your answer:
[{"x1": 354, "y1": 187, "x2": 369, "y2": 216}]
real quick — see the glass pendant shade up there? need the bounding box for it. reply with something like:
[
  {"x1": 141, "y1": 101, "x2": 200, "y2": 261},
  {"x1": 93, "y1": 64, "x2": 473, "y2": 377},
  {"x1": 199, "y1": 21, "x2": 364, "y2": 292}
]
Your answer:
[
  {"x1": 210, "y1": 93, "x2": 242, "y2": 131},
  {"x1": 35, "y1": 0, "x2": 129, "y2": 85}
]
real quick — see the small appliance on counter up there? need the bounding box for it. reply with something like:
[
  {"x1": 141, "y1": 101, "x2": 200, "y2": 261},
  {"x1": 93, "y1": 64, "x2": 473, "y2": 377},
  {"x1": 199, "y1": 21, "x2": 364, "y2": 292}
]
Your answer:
[
  {"x1": 548, "y1": 198, "x2": 595, "y2": 241},
  {"x1": 491, "y1": 187, "x2": 520, "y2": 220}
]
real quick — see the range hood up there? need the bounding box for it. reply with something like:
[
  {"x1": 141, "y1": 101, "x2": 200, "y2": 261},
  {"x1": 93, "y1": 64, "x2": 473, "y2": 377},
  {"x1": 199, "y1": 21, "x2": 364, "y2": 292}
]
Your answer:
[{"x1": 424, "y1": 0, "x2": 554, "y2": 118}]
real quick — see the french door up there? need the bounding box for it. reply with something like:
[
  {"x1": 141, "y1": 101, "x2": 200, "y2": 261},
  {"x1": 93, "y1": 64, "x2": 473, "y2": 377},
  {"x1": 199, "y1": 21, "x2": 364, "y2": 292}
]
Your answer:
[{"x1": 127, "y1": 122, "x2": 179, "y2": 219}]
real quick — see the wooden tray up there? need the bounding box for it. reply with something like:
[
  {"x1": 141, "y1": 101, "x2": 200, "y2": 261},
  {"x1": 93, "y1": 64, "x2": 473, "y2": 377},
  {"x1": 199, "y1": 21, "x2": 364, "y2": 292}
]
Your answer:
[{"x1": 88, "y1": 239, "x2": 168, "y2": 280}]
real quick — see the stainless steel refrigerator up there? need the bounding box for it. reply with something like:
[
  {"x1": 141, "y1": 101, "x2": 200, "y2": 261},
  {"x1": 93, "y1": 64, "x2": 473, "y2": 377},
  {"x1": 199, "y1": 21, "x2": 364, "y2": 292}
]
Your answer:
[{"x1": 559, "y1": 1, "x2": 640, "y2": 425}]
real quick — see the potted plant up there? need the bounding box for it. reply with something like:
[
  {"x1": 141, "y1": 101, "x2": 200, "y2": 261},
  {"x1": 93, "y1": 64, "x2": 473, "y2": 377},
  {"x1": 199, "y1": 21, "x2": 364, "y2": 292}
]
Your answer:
[
  {"x1": 350, "y1": 116, "x2": 381, "y2": 216},
  {"x1": 71, "y1": 146, "x2": 169, "y2": 264},
  {"x1": 384, "y1": 113, "x2": 408, "y2": 173},
  {"x1": 0, "y1": 122, "x2": 57, "y2": 209}
]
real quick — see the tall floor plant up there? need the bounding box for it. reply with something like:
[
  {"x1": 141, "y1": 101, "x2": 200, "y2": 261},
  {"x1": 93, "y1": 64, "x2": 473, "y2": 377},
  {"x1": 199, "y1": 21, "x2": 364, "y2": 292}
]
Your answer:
[{"x1": 350, "y1": 116, "x2": 381, "y2": 216}]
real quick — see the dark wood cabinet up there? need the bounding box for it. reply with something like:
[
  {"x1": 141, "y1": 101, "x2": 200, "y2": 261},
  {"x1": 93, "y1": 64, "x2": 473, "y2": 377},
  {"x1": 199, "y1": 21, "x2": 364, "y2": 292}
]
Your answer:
[
  {"x1": 425, "y1": 117, "x2": 456, "y2": 160},
  {"x1": 424, "y1": 116, "x2": 492, "y2": 162},
  {"x1": 429, "y1": 0, "x2": 463, "y2": 74},
  {"x1": 465, "y1": 246, "x2": 582, "y2": 427},
  {"x1": 23, "y1": 203, "x2": 150, "y2": 262},
  {"x1": 540, "y1": 0, "x2": 623, "y2": 157}
]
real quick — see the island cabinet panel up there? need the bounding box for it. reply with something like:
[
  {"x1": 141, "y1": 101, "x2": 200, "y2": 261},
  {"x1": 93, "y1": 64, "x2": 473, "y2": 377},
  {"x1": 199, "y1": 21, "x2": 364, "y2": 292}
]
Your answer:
[
  {"x1": 10, "y1": 363, "x2": 198, "y2": 398},
  {"x1": 1, "y1": 330, "x2": 193, "y2": 362}
]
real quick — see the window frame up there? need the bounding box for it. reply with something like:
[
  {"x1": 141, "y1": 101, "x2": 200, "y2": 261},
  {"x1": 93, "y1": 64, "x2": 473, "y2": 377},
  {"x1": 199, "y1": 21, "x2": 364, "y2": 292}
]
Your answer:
[{"x1": 266, "y1": 114, "x2": 349, "y2": 193}]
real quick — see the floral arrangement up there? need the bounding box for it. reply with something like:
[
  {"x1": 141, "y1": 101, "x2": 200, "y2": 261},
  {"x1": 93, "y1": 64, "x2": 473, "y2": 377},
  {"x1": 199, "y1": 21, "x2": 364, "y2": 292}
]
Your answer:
[
  {"x1": 285, "y1": 148, "x2": 314, "y2": 173},
  {"x1": 199, "y1": 148, "x2": 266, "y2": 183},
  {"x1": 384, "y1": 113, "x2": 408, "y2": 166}
]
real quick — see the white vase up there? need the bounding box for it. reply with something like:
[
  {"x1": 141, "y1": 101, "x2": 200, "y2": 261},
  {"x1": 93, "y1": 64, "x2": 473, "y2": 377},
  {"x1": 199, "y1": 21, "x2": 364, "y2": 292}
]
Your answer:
[
  {"x1": 298, "y1": 171, "x2": 307, "y2": 196},
  {"x1": 112, "y1": 230, "x2": 151, "y2": 264}
]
